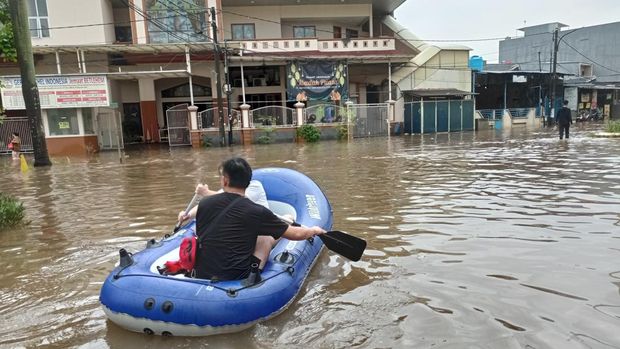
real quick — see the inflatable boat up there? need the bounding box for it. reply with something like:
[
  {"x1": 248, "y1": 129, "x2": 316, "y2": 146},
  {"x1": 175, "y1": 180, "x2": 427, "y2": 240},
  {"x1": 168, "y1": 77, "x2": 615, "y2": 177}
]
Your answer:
[{"x1": 99, "y1": 168, "x2": 333, "y2": 336}]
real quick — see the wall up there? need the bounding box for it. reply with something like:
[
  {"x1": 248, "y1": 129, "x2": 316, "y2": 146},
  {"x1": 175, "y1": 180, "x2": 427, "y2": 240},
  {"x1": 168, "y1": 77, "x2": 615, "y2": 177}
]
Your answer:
[
  {"x1": 222, "y1": 4, "x2": 370, "y2": 40},
  {"x1": 35, "y1": 0, "x2": 114, "y2": 46},
  {"x1": 45, "y1": 135, "x2": 99, "y2": 156},
  {"x1": 499, "y1": 22, "x2": 620, "y2": 83}
]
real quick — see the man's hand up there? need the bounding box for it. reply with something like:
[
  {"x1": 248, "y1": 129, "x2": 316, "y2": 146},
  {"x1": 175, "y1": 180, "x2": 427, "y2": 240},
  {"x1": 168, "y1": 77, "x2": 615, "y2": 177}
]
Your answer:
[
  {"x1": 178, "y1": 210, "x2": 190, "y2": 223},
  {"x1": 195, "y1": 184, "x2": 211, "y2": 198},
  {"x1": 308, "y1": 226, "x2": 326, "y2": 238}
]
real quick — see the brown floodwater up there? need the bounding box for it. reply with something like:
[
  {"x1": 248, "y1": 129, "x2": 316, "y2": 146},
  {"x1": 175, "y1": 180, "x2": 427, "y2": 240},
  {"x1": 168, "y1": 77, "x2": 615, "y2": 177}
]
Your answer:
[{"x1": 1, "y1": 124, "x2": 619, "y2": 349}]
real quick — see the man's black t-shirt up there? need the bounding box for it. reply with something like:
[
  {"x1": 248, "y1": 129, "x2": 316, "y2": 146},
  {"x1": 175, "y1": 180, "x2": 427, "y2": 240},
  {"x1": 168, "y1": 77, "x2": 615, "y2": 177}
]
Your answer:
[
  {"x1": 556, "y1": 106, "x2": 572, "y2": 125},
  {"x1": 194, "y1": 192, "x2": 288, "y2": 280}
]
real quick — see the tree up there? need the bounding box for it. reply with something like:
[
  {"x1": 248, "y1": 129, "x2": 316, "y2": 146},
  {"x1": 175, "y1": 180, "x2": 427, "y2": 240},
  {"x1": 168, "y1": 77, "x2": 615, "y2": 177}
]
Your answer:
[
  {"x1": 0, "y1": 0, "x2": 16, "y2": 62},
  {"x1": 8, "y1": 0, "x2": 51, "y2": 166}
]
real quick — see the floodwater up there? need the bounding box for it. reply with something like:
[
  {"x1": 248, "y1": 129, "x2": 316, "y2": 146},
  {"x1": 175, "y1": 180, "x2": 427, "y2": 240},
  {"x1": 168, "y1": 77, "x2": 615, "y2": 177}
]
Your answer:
[{"x1": 1, "y1": 124, "x2": 619, "y2": 349}]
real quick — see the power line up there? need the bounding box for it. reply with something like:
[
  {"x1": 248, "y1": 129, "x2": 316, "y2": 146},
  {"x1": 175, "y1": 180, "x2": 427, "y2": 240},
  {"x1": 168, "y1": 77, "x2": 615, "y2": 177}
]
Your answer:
[{"x1": 560, "y1": 40, "x2": 620, "y2": 74}]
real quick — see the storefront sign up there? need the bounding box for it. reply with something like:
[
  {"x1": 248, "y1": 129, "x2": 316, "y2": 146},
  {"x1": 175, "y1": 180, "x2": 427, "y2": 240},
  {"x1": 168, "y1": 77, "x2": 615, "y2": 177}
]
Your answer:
[
  {"x1": 286, "y1": 61, "x2": 348, "y2": 102},
  {"x1": 0, "y1": 75, "x2": 110, "y2": 110}
]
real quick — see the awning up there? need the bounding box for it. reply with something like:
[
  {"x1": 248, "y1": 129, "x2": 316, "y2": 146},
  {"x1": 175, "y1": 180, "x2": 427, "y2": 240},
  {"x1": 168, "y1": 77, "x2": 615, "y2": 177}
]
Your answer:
[{"x1": 32, "y1": 43, "x2": 215, "y2": 55}]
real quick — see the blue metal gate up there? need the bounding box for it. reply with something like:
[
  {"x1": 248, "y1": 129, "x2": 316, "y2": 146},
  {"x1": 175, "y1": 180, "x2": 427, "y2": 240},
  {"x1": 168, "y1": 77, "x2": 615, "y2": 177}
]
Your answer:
[{"x1": 404, "y1": 99, "x2": 475, "y2": 134}]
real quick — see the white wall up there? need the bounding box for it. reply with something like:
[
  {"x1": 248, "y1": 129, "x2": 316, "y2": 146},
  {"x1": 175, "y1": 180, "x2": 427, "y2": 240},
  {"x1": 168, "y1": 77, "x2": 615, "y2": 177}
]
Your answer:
[
  {"x1": 222, "y1": 4, "x2": 370, "y2": 40},
  {"x1": 34, "y1": 0, "x2": 114, "y2": 46}
]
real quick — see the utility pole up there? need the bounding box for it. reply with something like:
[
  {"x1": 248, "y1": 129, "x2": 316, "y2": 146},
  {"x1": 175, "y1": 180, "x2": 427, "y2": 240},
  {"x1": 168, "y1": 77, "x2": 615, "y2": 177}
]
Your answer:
[
  {"x1": 8, "y1": 0, "x2": 51, "y2": 166},
  {"x1": 549, "y1": 26, "x2": 559, "y2": 127},
  {"x1": 211, "y1": 7, "x2": 225, "y2": 146},
  {"x1": 224, "y1": 41, "x2": 233, "y2": 146}
]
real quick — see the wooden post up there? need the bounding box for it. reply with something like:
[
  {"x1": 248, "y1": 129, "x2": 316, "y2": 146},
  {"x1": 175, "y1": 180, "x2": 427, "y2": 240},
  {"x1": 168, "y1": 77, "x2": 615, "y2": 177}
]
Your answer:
[{"x1": 8, "y1": 0, "x2": 51, "y2": 166}]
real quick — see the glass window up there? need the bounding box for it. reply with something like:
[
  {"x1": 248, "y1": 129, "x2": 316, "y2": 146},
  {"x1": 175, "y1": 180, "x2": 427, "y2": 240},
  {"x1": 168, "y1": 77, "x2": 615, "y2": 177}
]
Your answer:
[
  {"x1": 47, "y1": 109, "x2": 79, "y2": 136},
  {"x1": 82, "y1": 108, "x2": 95, "y2": 134},
  {"x1": 345, "y1": 29, "x2": 358, "y2": 38},
  {"x1": 27, "y1": 0, "x2": 49, "y2": 38},
  {"x1": 293, "y1": 26, "x2": 315, "y2": 38},
  {"x1": 232, "y1": 24, "x2": 255, "y2": 40}
]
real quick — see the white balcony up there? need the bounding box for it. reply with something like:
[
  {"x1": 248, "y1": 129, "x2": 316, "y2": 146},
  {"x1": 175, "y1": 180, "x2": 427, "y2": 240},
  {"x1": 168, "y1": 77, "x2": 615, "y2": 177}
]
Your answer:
[{"x1": 236, "y1": 38, "x2": 396, "y2": 54}]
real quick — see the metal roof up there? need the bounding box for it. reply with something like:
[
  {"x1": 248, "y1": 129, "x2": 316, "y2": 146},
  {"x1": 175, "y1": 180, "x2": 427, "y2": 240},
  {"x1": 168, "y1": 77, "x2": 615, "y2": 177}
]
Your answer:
[
  {"x1": 404, "y1": 88, "x2": 474, "y2": 97},
  {"x1": 223, "y1": 0, "x2": 406, "y2": 14}
]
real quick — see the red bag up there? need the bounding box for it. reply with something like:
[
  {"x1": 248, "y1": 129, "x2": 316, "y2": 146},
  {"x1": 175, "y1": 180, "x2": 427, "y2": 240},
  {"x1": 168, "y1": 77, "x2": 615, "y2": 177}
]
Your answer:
[
  {"x1": 160, "y1": 236, "x2": 197, "y2": 276},
  {"x1": 7, "y1": 142, "x2": 13, "y2": 150}
]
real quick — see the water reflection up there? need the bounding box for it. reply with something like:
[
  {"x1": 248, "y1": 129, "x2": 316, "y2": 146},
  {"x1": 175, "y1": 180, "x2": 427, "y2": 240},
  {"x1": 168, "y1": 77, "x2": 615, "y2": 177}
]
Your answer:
[{"x1": 1, "y1": 124, "x2": 619, "y2": 348}]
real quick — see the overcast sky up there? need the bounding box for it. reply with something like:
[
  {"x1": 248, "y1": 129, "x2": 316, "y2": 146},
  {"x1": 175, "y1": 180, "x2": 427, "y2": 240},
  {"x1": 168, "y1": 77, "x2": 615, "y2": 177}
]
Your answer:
[{"x1": 394, "y1": 0, "x2": 620, "y2": 63}]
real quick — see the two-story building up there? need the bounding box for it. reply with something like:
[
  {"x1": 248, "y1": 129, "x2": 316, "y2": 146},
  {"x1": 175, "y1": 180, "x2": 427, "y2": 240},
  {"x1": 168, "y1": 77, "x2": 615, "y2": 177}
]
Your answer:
[
  {"x1": 0, "y1": 0, "x2": 472, "y2": 155},
  {"x1": 499, "y1": 21, "x2": 620, "y2": 120}
]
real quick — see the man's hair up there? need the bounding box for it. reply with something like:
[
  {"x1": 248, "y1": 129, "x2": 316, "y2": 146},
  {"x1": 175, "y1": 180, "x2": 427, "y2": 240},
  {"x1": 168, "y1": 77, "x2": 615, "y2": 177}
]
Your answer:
[
  {"x1": 563, "y1": 100, "x2": 569, "y2": 105},
  {"x1": 219, "y1": 157, "x2": 252, "y2": 189}
]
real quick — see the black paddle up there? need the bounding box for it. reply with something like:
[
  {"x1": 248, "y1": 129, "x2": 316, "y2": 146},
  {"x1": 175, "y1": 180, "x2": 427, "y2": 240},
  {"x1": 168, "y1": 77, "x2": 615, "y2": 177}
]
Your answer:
[
  {"x1": 277, "y1": 214, "x2": 367, "y2": 261},
  {"x1": 173, "y1": 193, "x2": 199, "y2": 233},
  {"x1": 319, "y1": 230, "x2": 367, "y2": 262}
]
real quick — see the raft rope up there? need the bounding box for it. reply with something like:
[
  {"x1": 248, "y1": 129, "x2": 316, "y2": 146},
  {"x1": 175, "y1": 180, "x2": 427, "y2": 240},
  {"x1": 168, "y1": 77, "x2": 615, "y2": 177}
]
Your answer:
[{"x1": 113, "y1": 241, "x2": 312, "y2": 296}]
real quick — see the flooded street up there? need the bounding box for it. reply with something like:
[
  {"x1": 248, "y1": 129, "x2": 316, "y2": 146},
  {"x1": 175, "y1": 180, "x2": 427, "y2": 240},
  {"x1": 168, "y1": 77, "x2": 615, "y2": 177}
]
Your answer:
[{"x1": 1, "y1": 124, "x2": 619, "y2": 349}]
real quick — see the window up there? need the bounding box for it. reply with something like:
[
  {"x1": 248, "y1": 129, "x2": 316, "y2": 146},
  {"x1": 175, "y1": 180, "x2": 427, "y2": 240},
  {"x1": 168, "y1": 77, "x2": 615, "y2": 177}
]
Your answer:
[
  {"x1": 580, "y1": 64, "x2": 593, "y2": 77},
  {"x1": 232, "y1": 24, "x2": 255, "y2": 40},
  {"x1": 345, "y1": 29, "x2": 358, "y2": 38},
  {"x1": 47, "y1": 109, "x2": 79, "y2": 136},
  {"x1": 27, "y1": 0, "x2": 49, "y2": 38},
  {"x1": 333, "y1": 26, "x2": 342, "y2": 39},
  {"x1": 114, "y1": 26, "x2": 132, "y2": 43},
  {"x1": 82, "y1": 108, "x2": 95, "y2": 134},
  {"x1": 293, "y1": 26, "x2": 315, "y2": 38}
]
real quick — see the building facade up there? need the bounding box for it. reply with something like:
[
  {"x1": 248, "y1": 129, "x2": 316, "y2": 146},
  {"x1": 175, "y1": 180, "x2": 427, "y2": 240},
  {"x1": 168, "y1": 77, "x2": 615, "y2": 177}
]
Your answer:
[
  {"x1": 0, "y1": 0, "x2": 472, "y2": 155},
  {"x1": 499, "y1": 21, "x2": 620, "y2": 120}
]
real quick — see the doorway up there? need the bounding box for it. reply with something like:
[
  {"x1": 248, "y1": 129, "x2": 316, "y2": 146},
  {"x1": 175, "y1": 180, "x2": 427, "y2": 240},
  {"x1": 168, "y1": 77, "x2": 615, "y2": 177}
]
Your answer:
[{"x1": 122, "y1": 103, "x2": 143, "y2": 144}]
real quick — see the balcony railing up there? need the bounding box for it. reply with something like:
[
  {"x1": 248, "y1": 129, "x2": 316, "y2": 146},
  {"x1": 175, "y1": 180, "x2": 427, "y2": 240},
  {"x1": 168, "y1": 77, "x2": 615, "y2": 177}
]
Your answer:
[{"x1": 235, "y1": 37, "x2": 396, "y2": 54}]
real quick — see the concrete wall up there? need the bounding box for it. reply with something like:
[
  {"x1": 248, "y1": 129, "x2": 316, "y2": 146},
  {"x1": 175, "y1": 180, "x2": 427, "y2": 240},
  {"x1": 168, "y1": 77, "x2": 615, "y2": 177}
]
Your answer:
[
  {"x1": 35, "y1": 0, "x2": 114, "y2": 46},
  {"x1": 222, "y1": 4, "x2": 371, "y2": 40},
  {"x1": 499, "y1": 22, "x2": 620, "y2": 83},
  {"x1": 402, "y1": 50, "x2": 471, "y2": 92}
]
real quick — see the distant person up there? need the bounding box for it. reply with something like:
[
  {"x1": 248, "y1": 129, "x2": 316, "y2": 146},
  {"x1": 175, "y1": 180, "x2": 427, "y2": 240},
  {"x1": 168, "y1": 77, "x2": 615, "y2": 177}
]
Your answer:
[
  {"x1": 9, "y1": 132, "x2": 21, "y2": 160},
  {"x1": 179, "y1": 157, "x2": 325, "y2": 281},
  {"x1": 555, "y1": 100, "x2": 573, "y2": 140}
]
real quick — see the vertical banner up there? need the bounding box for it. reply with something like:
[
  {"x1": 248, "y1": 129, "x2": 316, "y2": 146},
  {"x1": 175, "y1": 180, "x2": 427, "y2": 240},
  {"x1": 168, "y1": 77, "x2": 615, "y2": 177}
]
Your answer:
[{"x1": 287, "y1": 61, "x2": 348, "y2": 102}]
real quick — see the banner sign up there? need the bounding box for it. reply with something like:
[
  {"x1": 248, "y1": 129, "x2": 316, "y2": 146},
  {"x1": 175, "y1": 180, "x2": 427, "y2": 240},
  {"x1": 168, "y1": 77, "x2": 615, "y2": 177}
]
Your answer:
[
  {"x1": 287, "y1": 61, "x2": 348, "y2": 102},
  {"x1": 0, "y1": 75, "x2": 110, "y2": 110}
]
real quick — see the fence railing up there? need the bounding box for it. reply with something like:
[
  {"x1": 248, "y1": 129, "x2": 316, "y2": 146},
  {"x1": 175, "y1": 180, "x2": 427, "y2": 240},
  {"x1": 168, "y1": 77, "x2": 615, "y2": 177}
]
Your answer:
[
  {"x1": 198, "y1": 108, "x2": 241, "y2": 129},
  {"x1": 304, "y1": 104, "x2": 346, "y2": 124},
  {"x1": 478, "y1": 109, "x2": 505, "y2": 120},
  {"x1": 509, "y1": 108, "x2": 530, "y2": 118},
  {"x1": 0, "y1": 117, "x2": 33, "y2": 154},
  {"x1": 250, "y1": 106, "x2": 295, "y2": 127}
]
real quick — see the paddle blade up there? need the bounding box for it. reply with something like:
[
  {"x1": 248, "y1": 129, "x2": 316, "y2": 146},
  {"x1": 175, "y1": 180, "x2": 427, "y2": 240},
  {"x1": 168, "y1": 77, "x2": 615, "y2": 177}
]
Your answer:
[{"x1": 319, "y1": 231, "x2": 366, "y2": 262}]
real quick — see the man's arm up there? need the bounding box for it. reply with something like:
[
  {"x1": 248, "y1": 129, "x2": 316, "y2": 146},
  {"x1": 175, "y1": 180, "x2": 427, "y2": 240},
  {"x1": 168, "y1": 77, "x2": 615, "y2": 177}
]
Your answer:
[{"x1": 281, "y1": 225, "x2": 325, "y2": 241}]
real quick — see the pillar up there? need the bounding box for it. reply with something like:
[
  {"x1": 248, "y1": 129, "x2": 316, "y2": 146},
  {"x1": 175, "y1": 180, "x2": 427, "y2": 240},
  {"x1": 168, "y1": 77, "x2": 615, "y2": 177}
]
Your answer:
[{"x1": 295, "y1": 102, "x2": 305, "y2": 126}]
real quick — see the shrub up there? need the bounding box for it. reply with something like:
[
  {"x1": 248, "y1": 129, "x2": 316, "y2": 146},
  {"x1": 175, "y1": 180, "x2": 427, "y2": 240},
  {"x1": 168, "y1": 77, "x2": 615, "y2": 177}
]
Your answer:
[
  {"x1": 337, "y1": 124, "x2": 348, "y2": 140},
  {"x1": 202, "y1": 135, "x2": 213, "y2": 147},
  {"x1": 296, "y1": 124, "x2": 321, "y2": 143},
  {"x1": 257, "y1": 127, "x2": 275, "y2": 144},
  {"x1": 606, "y1": 120, "x2": 620, "y2": 133},
  {"x1": 0, "y1": 194, "x2": 25, "y2": 229}
]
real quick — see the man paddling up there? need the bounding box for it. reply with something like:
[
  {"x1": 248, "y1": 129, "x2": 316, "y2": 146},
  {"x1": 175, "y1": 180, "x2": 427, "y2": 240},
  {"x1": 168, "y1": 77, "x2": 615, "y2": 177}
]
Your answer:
[{"x1": 179, "y1": 157, "x2": 325, "y2": 281}]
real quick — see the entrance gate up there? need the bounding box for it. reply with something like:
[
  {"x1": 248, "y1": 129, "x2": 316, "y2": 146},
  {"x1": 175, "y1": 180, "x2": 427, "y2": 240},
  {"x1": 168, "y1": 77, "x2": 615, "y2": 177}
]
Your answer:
[
  {"x1": 404, "y1": 100, "x2": 475, "y2": 134},
  {"x1": 0, "y1": 117, "x2": 33, "y2": 154},
  {"x1": 347, "y1": 103, "x2": 389, "y2": 138},
  {"x1": 166, "y1": 104, "x2": 191, "y2": 146},
  {"x1": 96, "y1": 108, "x2": 124, "y2": 150}
]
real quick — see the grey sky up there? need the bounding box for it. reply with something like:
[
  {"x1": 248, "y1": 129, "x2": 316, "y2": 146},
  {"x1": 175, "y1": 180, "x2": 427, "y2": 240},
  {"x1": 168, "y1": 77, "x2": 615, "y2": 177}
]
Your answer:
[{"x1": 394, "y1": 0, "x2": 620, "y2": 63}]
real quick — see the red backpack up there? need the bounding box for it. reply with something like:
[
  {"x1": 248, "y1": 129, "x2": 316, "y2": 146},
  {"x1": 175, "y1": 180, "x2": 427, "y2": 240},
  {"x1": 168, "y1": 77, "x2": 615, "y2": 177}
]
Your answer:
[
  {"x1": 159, "y1": 236, "x2": 197, "y2": 276},
  {"x1": 158, "y1": 196, "x2": 243, "y2": 277}
]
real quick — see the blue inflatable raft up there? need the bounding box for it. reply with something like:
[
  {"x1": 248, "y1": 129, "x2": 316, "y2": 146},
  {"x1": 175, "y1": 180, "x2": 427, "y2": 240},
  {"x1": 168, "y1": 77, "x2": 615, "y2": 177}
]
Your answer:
[{"x1": 100, "y1": 168, "x2": 333, "y2": 336}]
